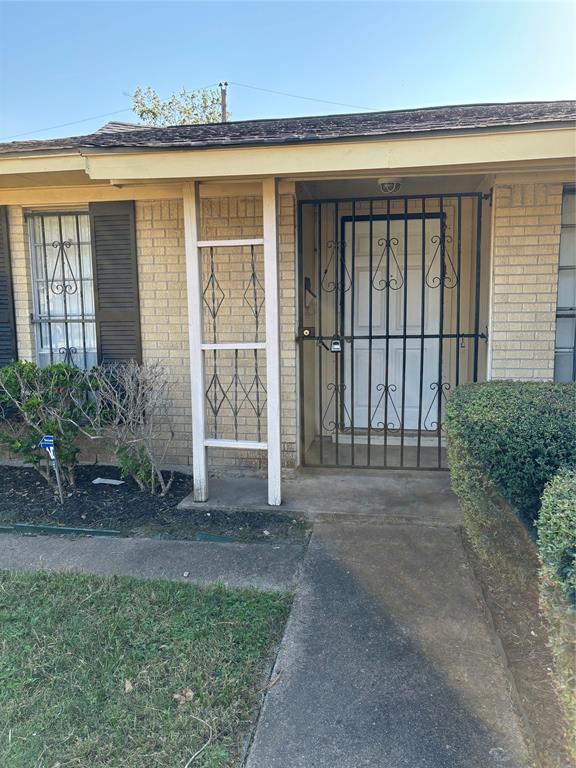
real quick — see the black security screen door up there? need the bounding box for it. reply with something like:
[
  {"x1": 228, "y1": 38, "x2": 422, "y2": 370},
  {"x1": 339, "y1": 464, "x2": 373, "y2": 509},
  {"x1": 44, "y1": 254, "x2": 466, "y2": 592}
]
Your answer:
[{"x1": 297, "y1": 193, "x2": 488, "y2": 470}]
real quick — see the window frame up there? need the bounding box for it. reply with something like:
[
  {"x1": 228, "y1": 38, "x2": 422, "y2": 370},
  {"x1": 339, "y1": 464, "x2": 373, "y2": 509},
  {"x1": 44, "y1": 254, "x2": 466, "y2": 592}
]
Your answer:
[
  {"x1": 27, "y1": 209, "x2": 98, "y2": 370},
  {"x1": 554, "y1": 187, "x2": 576, "y2": 382}
]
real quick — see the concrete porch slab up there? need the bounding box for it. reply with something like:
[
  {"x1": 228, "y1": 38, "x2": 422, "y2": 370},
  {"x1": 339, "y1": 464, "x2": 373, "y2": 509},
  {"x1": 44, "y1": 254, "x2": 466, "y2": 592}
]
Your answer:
[{"x1": 178, "y1": 469, "x2": 462, "y2": 526}]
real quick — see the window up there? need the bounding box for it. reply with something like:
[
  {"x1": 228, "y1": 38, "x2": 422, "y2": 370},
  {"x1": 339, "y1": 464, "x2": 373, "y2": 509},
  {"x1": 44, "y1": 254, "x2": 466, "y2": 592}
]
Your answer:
[
  {"x1": 554, "y1": 189, "x2": 576, "y2": 382},
  {"x1": 28, "y1": 211, "x2": 97, "y2": 369}
]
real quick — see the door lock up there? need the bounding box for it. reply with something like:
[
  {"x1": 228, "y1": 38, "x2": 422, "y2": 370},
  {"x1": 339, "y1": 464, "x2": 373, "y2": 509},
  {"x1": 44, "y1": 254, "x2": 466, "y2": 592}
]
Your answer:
[{"x1": 330, "y1": 335, "x2": 342, "y2": 353}]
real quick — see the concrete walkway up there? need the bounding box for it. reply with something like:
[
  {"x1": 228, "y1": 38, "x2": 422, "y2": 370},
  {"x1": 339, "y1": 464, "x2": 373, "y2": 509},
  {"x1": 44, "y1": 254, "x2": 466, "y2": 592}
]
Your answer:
[
  {"x1": 245, "y1": 518, "x2": 532, "y2": 768},
  {"x1": 0, "y1": 534, "x2": 304, "y2": 591},
  {"x1": 0, "y1": 471, "x2": 533, "y2": 767}
]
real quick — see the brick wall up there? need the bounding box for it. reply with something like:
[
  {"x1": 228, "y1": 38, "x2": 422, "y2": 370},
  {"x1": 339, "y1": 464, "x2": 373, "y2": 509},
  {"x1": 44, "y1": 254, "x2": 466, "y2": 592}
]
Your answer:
[
  {"x1": 7, "y1": 206, "x2": 34, "y2": 361},
  {"x1": 4, "y1": 180, "x2": 564, "y2": 470},
  {"x1": 3, "y1": 194, "x2": 298, "y2": 474},
  {"x1": 490, "y1": 183, "x2": 562, "y2": 380},
  {"x1": 136, "y1": 192, "x2": 298, "y2": 472},
  {"x1": 278, "y1": 191, "x2": 298, "y2": 468},
  {"x1": 136, "y1": 199, "x2": 191, "y2": 466}
]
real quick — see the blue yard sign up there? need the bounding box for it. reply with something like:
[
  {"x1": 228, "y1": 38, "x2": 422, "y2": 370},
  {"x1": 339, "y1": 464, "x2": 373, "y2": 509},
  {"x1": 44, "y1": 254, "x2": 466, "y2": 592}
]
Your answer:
[
  {"x1": 38, "y1": 435, "x2": 55, "y2": 450},
  {"x1": 37, "y1": 434, "x2": 64, "y2": 504}
]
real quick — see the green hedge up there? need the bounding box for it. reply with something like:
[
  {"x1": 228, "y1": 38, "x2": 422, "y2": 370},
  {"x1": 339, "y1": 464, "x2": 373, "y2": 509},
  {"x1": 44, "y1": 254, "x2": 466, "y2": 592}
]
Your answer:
[
  {"x1": 445, "y1": 381, "x2": 576, "y2": 522},
  {"x1": 537, "y1": 470, "x2": 576, "y2": 753},
  {"x1": 446, "y1": 381, "x2": 576, "y2": 758},
  {"x1": 538, "y1": 469, "x2": 576, "y2": 605}
]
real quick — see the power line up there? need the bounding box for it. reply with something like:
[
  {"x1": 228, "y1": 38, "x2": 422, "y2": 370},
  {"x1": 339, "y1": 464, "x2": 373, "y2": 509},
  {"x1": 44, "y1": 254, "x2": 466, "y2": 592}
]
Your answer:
[
  {"x1": 228, "y1": 80, "x2": 378, "y2": 112},
  {"x1": 1, "y1": 80, "x2": 377, "y2": 142},
  {"x1": 0, "y1": 82, "x2": 221, "y2": 141},
  {"x1": 0, "y1": 108, "x2": 135, "y2": 141}
]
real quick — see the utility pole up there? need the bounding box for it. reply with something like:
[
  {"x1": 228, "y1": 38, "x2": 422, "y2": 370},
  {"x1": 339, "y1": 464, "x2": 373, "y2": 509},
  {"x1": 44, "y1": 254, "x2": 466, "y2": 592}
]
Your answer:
[{"x1": 219, "y1": 81, "x2": 228, "y2": 122}]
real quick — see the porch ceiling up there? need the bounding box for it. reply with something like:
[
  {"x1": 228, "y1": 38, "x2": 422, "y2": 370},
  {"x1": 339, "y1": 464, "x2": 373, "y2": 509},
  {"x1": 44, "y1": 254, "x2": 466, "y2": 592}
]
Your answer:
[{"x1": 297, "y1": 174, "x2": 491, "y2": 199}]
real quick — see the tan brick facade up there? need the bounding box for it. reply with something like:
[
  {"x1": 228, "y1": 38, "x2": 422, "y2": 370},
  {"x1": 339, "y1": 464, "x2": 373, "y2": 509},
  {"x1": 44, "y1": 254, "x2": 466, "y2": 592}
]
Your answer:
[
  {"x1": 135, "y1": 192, "x2": 297, "y2": 473},
  {"x1": 490, "y1": 183, "x2": 562, "y2": 380},
  {"x1": 3, "y1": 178, "x2": 565, "y2": 473},
  {"x1": 3, "y1": 192, "x2": 297, "y2": 474},
  {"x1": 135, "y1": 199, "x2": 191, "y2": 466},
  {"x1": 278, "y1": 192, "x2": 298, "y2": 468},
  {"x1": 7, "y1": 205, "x2": 34, "y2": 361}
]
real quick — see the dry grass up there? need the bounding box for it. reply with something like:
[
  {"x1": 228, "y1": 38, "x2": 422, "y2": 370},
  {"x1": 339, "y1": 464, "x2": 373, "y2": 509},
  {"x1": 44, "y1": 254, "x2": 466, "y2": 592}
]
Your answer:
[{"x1": 0, "y1": 570, "x2": 291, "y2": 767}]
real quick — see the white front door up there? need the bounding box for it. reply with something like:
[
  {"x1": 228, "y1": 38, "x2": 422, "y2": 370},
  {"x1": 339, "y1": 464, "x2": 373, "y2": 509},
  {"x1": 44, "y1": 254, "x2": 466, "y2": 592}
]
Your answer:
[{"x1": 344, "y1": 217, "x2": 441, "y2": 431}]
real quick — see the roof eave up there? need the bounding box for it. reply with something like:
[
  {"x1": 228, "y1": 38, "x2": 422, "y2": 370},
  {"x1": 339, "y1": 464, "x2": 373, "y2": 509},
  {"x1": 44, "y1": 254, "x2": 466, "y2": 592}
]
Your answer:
[{"x1": 0, "y1": 119, "x2": 574, "y2": 161}]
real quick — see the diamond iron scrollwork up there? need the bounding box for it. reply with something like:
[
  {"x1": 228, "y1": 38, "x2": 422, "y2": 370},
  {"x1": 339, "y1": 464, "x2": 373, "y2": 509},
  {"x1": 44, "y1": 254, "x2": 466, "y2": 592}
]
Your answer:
[
  {"x1": 206, "y1": 351, "x2": 267, "y2": 442},
  {"x1": 243, "y1": 245, "x2": 264, "y2": 341},
  {"x1": 203, "y1": 248, "x2": 226, "y2": 341}
]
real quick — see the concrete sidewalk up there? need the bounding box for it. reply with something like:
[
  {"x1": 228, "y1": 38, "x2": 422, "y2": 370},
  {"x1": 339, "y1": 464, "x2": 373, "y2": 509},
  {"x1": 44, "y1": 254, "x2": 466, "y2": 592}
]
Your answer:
[
  {"x1": 245, "y1": 518, "x2": 532, "y2": 768},
  {"x1": 0, "y1": 534, "x2": 304, "y2": 591}
]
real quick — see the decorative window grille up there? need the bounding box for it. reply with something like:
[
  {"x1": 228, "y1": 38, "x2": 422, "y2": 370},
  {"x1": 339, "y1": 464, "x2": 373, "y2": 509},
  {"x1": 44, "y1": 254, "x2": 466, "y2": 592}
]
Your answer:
[
  {"x1": 555, "y1": 188, "x2": 576, "y2": 382},
  {"x1": 28, "y1": 211, "x2": 97, "y2": 369}
]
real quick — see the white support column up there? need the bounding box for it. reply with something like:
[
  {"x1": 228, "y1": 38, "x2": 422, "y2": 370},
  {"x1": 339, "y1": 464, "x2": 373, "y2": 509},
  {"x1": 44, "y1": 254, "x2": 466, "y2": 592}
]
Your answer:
[
  {"x1": 263, "y1": 178, "x2": 282, "y2": 505},
  {"x1": 183, "y1": 181, "x2": 208, "y2": 501}
]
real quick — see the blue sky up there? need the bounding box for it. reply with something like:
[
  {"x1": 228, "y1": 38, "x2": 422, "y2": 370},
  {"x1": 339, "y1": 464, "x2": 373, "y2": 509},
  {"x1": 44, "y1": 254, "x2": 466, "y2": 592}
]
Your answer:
[{"x1": 0, "y1": 1, "x2": 574, "y2": 141}]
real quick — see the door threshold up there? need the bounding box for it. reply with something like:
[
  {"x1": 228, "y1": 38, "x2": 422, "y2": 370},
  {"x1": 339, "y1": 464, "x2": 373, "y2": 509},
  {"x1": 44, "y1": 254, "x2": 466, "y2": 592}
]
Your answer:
[{"x1": 332, "y1": 432, "x2": 444, "y2": 447}]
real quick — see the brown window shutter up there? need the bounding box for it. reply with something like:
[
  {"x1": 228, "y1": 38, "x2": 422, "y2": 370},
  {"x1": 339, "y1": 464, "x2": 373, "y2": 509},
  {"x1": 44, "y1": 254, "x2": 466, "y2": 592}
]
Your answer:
[
  {"x1": 89, "y1": 201, "x2": 142, "y2": 363},
  {"x1": 0, "y1": 206, "x2": 17, "y2": 367}
]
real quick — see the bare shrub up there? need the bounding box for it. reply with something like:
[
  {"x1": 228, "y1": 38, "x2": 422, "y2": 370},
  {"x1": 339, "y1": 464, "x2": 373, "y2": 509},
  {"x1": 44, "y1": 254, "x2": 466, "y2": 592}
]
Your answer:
[
  {"x1": 72, "y1": 361, "x2": 175, "y2": 496},
  {"x1": 0, "y1": 360, "x2": 176, "y2": 497}
]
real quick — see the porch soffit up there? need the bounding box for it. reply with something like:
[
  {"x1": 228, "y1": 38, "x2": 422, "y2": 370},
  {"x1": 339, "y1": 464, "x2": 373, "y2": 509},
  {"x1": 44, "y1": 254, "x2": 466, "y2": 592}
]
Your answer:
[{"x1": 0, "y1": 179, "x2": 292, "y2": 206}]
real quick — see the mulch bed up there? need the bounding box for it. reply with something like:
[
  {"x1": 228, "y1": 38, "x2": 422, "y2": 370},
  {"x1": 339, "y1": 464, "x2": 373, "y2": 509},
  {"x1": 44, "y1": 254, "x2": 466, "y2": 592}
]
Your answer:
[{"x1": 0, "y1": 464, "x2": 309, "y2": 543}]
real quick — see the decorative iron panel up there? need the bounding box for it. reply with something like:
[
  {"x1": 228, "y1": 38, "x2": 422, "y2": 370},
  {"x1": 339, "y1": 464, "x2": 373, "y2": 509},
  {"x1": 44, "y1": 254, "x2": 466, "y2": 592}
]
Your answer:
[
  {"x1": 298, "y1": 193, "x2": 488, "y2": 470},
  {"x1": 201, "y1": 243, "x2": 267, "y2": 442}
]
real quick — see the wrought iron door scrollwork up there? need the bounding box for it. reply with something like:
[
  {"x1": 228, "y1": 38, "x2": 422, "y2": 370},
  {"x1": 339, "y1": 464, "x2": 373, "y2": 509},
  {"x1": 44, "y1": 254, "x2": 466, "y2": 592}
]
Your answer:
[
  {"x1": 425, "y1": 232, "x2": 459, "y2": 289},
  {"x1": 321, "y1": 382, "x2": 351, "y2": 433},
  {"x1": 370, "y1": 383, "x2": 401, "y2": 432},
  {"x1": 372, "y1": 237, "x2": 404, "y2": 291},
  {"x1": 423, "y1": 381, "x2": 451, "y2": 432},
  {"x1": 321, "y1": 240, "x2": 352, "y2": 294}
]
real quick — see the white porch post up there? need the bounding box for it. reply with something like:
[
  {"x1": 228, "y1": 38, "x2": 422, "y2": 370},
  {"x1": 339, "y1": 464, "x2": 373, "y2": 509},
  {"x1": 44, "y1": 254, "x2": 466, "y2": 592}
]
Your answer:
[
  {"x1": 183, "y1": 181, "x2": 208, "y2": 501},
  {"x1": 263, "y1": 178, "x2": 282, "y2": 505}
]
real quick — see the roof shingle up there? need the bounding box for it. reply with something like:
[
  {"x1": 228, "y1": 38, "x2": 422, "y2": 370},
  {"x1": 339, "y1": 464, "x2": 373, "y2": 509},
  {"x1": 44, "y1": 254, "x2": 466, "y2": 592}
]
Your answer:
[{"x1": 1, "y1": 100, "x2": 574, "y2": 156}]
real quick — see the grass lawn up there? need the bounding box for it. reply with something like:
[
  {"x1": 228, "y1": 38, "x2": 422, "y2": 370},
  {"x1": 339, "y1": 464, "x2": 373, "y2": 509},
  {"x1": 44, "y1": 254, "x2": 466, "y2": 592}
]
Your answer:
[{"x1": 0, "y1": 570, "x2": 292, "y2": 768}]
